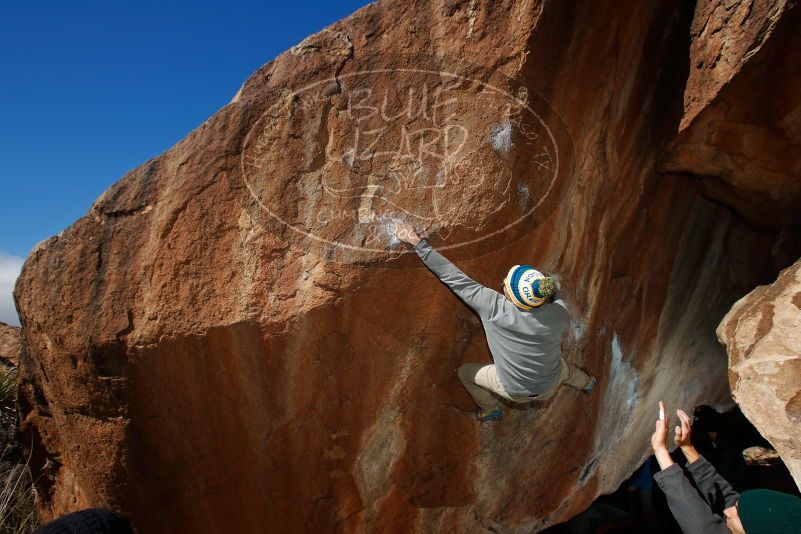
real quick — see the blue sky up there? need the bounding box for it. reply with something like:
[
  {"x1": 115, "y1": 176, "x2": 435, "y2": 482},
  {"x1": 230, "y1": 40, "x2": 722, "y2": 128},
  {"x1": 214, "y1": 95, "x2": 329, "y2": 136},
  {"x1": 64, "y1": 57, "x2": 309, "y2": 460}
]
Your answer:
[{"x1": 0, "y1": 0, "x2": 371, "y2": 325}]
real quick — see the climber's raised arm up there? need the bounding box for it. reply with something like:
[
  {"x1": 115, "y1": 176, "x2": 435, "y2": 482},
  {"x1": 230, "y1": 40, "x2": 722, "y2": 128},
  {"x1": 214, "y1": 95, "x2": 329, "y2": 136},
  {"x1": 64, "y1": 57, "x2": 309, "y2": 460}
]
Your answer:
[{"x1": 393, "y1": 221, "x2": 504, "y2": 321}]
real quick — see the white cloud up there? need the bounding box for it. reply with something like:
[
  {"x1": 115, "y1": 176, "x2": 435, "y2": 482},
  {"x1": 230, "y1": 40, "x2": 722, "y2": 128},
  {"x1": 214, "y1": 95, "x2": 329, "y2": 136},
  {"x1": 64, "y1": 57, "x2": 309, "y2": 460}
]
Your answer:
[{"x1": 0, "y1": 253, "x2": 25, "y2": 327}]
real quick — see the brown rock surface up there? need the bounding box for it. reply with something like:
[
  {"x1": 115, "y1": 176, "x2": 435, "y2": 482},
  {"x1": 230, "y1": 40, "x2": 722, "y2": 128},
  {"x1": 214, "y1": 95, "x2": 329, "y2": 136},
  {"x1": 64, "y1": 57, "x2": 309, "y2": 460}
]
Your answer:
[
  {"x1": 0, "y1": 322, "x2": 20, "y2": 367},
  {"x1": 12, "y1": 1, "x2": 801, "y2": 532},
  {"x1": 743, "y1": 446, "x2": 781, "y2": 467},
  {"x1": 718, "y1": 259, "x2": 801, "y2": 490},
  {"x1": 660, "y1": 0, "x2": 801, "y2": 227}
]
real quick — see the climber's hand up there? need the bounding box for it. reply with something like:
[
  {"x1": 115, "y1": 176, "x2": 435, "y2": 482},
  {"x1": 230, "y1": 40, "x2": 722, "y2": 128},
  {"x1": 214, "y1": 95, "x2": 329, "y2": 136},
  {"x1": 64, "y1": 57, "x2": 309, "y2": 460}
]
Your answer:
[
  {"x1": 393, "y1": 220, "x2": 421, "y2": 246},
  {"x1": 673, "y1": 409, "x2": 692, "y2": 448},
  {"x1": 651, "y1": 401, "x2": 669, "y2": 453}
]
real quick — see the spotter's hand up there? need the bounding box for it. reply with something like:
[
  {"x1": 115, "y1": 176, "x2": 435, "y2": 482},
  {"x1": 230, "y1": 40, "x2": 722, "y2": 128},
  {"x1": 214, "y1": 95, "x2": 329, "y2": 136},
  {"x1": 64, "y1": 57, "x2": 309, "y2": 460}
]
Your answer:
[
  {"x1": 651, "y1": 401, "x2": 670, "y2": 453},
  {"x1": 673, "y1": 409, "x2": 693, "y2": 447}
]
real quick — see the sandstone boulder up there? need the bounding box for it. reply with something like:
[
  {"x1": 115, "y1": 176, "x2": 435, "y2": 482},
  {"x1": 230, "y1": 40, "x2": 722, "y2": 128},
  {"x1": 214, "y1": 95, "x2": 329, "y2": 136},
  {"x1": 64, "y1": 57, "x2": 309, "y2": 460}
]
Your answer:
[
  {"x1": 12, "y1": 0, "x2": 801, "y2": 532},
  {"x1": 718, "y1": 259, "x2": 801, "y2": 490},
  {"x1": 0, "y1": 322, "x2": 20, "y2": 368}
]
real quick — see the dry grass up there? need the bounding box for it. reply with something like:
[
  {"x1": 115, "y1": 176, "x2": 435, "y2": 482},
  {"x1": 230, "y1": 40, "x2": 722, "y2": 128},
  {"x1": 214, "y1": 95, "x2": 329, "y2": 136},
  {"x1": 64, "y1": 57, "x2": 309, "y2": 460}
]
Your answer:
[
  {"x1": 0, "y1": 367, "x2": 14, "y2": 421},
  {"x1": 0, "y1": 450, "x2": 37, "y2": 533},
  {"x1": 0, "y1": 365, "x2": 38, "y2": 533}
]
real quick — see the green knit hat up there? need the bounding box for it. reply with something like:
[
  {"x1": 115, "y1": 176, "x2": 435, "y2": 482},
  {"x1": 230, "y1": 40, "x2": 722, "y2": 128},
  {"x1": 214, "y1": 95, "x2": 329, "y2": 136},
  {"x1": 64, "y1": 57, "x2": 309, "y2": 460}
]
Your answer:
[{"x1": 739, "y1": 489, "x2": 801, "y2": 534}]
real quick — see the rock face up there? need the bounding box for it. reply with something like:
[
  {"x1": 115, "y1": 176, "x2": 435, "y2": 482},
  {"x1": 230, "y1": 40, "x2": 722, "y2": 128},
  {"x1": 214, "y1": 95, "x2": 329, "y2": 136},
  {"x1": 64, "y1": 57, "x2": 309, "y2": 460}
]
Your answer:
[
  {"x1": 0, "y1": 322, "x2": 20, "y2": 367},
  {"x1": 660, "y1": 0, "x2": 801, "y2": 227},
  {"x1": 718, "y1": 259, "x2": 801, "y2": 490},
  {"x1": 12, "y1": 1, "x2": 801, "y2": 532}
]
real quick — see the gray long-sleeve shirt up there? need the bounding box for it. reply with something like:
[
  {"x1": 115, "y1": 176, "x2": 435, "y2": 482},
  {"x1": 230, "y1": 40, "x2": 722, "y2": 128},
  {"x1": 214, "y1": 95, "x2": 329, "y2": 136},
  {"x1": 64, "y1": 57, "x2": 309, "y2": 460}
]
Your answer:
[
  {"x1": 653, "y1": 456, "x2": 740, "y2": 534},
  {"x1": 414, "y1": 239, "x2": 569, "y2": 396}
]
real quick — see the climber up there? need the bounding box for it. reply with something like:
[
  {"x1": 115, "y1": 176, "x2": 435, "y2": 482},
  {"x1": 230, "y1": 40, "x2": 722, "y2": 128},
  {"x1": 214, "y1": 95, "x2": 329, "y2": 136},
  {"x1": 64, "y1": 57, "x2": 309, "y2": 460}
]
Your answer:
[
  {"x1": 650, "y1": 401, "x2": 801, "y2": 533},
  {"x1": 392, "y1": 221, "x2": 596, "y2": 422}
]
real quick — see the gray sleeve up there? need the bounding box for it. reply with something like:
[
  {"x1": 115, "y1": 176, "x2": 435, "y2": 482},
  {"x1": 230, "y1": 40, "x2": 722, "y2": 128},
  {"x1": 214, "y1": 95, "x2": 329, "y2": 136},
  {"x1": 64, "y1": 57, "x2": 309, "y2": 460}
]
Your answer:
[
  {"x1": 414, "y1": 239, "x2": 506, "y2": 321},
  {"x1": 686, "y1": 456, "x2": 740, "y2": 511},
  {"x1": 653, "y1": 464, "x2": 732, "y2": 534}
]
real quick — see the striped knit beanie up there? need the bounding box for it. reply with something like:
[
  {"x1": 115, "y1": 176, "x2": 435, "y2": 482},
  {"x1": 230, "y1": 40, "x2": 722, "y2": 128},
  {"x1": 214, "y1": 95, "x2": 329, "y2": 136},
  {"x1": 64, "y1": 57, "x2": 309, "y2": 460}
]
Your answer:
[
  {"x1": 503, "y1": 265, "x2": 556, "y2": 310},
  {"x1": 739, "y1": 489, "x2": 801, "y2": 534}
]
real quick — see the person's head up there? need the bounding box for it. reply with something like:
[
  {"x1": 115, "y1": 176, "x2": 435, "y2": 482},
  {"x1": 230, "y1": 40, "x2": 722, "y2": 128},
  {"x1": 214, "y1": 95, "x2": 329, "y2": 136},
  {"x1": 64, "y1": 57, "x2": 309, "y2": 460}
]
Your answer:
[
  {"x1": 693, "y1": 404, "x2": 722, "y2": 443},
  {"x1": 724, "y1": 490, "x2": 801, "y2": 534},
  {"x1": 502, "y1": 265, "x2": 556, "y2": 310},
  {"x1": 33, "y1": 508, "x2": 134, "y2": 534}
]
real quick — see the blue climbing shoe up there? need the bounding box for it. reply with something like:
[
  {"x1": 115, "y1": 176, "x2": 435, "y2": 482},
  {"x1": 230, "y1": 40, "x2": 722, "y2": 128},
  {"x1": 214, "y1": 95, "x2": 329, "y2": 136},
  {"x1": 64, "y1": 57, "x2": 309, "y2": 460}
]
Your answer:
[
  {"x1": 476, "y1": 408, "x2": 503, "y2": 422},
  {"x1": 581, "y1": 376, "x2": 598, "y2": 395}
]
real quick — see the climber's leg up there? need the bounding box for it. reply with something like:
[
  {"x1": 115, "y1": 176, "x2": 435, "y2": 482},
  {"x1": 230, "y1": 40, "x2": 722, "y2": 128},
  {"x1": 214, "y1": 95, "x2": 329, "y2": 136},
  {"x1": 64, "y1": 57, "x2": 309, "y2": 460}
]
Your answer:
[
  {"x1": 534, "y1": 359, "x2": 597, "y2": 401},
  {"x1": 559, "y1": 357, "x2": 595, "y2": 391},
  {"x1": 457, "y1": 363, "x2": 507, "y2": 411}
]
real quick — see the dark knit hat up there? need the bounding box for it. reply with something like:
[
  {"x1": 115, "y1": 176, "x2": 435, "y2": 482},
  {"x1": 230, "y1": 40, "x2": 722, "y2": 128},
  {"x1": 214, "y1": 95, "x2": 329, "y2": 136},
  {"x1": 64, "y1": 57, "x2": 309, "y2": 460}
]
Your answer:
[
  {"x1": 739, "y1": 489, "x2": 801, "y2": 534},
  {"x1": 33, "y1": 508, "x2": 134, "y2": 534}
]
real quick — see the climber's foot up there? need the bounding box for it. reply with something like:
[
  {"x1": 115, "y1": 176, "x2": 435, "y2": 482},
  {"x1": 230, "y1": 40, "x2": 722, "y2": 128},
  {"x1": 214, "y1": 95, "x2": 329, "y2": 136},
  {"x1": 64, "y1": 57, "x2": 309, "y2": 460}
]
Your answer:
[
  {"x1": 581, "y1": 376, "x2": 597, "y2": 395},
  {"x1": 476, "y1": 408, "x2": 503, "y2": 422},
  {"x1": 446, "y1": 403, "x2": 476, "y2": 415}
]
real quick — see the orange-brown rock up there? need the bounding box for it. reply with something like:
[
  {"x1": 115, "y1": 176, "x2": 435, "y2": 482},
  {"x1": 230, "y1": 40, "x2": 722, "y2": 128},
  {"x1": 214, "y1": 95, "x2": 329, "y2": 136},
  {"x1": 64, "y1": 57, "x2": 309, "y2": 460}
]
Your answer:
[
  {"x1": 660, "y1": 0, "x2": 801, "y2": 227},
  {"x1": 0, "y1": 322, "x2": 20, "y2": 367},
  {"x1": 12, "y1": 1, "x2": 801, "y2": 532},
  {"x1": 743, "y1": 446, "x2": 781, "y2": 468},
  {"x1": 718, "y1": 259, "x2": 801, "y2": 490}
]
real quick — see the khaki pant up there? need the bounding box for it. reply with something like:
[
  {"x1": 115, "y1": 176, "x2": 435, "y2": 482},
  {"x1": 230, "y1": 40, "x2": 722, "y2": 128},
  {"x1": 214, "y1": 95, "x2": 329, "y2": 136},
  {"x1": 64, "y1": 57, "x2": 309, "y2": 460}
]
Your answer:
[{"x1": 457, "y1": 358, "x2": 593, "y2": 411}]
